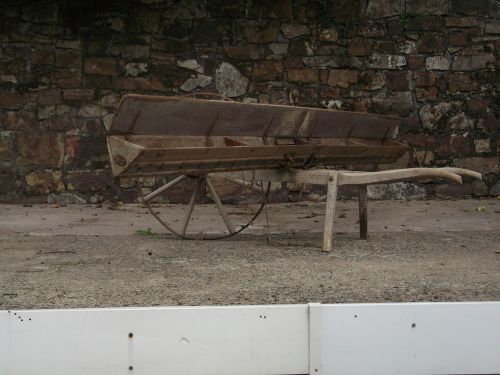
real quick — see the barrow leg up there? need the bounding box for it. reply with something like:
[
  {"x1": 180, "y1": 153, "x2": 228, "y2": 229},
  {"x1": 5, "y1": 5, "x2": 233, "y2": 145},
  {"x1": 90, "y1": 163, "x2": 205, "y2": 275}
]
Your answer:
[
  {"x1": 358, "y1": 185, "x2": 368, "y2": 240},
  {"x1": 323, "y1": 173, "x2": 338, "y2": 252}
]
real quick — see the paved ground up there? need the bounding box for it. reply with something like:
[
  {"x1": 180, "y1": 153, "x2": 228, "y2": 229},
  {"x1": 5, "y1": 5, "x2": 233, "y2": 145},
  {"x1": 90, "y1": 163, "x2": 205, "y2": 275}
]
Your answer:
[{"x1": 0, "y1": 199, "x2": 499, "y2": 309}]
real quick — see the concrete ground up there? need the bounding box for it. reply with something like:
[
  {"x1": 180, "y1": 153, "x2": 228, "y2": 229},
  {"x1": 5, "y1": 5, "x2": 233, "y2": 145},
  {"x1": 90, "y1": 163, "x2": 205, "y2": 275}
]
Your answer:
[{"x1": 0, "y1": 199, "x2": 499, "y2": 309}]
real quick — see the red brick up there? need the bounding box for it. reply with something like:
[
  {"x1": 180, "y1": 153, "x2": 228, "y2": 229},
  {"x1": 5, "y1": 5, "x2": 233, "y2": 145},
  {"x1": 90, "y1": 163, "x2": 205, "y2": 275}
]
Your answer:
[
  {"x1": 43, "y1": 114, "x2": 79, "y2": 131},
  {"x1": 253, "y1": 61, "x2": 283, "y2": 81},
  {"x1": 65, "y1": 136, "x2": 107, "y2": 167},
  {"x1": 401, "y1": 133, "x2": 436, "y2": 148},
  {"x1": 448, "y1": 31, "x2": 467, "y2": 46},
  {"x1": 348, "y1": 38, "x2": 371, "y2": 56},
  {"x1": 84, "y1": 58, "x2": 118, "y2": 76},
  {"x1": 384, "y1": 71, "x2": 410, "y2": 91},
  {"x1": 2, "y1": 111, "x2": 37, "y2": 131},
  {"x1": 112, "y1": 77, "x2": 166, "y2": 91},
  {"x1": 55, "y1": 49, "x2": 81, "y2": 67},
  {"x1": 51, "y1": 69, "x2": 82, "y2": 88},
  {"x1": 435, "y1": 135, "x2": 473, "y2": 158},
  {"x1": 408, "y1": 55, "x2": 424, "y2": 70},
  {"x1": 32, "y1": 48, "x2": 54, "y2": 65},
  {"x1": 83, "y1": 75, "x2": 113, "y2": 89},
  {"x1": 445, "y1": 16, "x2": 480, "y2": 27},
  {"x1": 415, "y1": 71, "x2": 437, "y2": 87},
  {"x1": 63, "y1": 89, "x2": 95, "y2": 102},
  {"x1": 287, "y1": 68, "x2": 319, "y2": 83},
  {"x1": 16, "y1": 132, "x2": 65, "y2": 168},
  {"x1": 466, "y1": 97, "x2": 489, "y2": 113},
  {"x1": 224, "y1": 45, "x2": 263, "y2": 60},
  {"x1": 283, "y1": 56, "x2": 303, "y2": 68},
  {"x1": 319, "y1": 86, "x2": 341, "y2": 99},
  {"x1": 36, "y1": 89, "x2": 62, "y2": 105},
  {"x1": 0, "y1": 137, "x2": 9, "y2": 161},
  {"x1": 417, "y1": 33, "x2": 444, "y2": 53},
  {"x1": 0, "y1": 92, "x2": 22, "y2": 109},
  {"x1": 445, "y1": 72, "x2": 479, "y2": 92},
  {"x1": 416, "y1": 87, "x2": 438, "y2": 101},
  {"x1": 328, "y1": 69, "x2": 358, "y2": 88},
  {"x1": 291, "y1": 86, "x2": 317, "y2": 106},
  {"x1": 121, "y1": 45, "x2": 150, "y2": 59}
]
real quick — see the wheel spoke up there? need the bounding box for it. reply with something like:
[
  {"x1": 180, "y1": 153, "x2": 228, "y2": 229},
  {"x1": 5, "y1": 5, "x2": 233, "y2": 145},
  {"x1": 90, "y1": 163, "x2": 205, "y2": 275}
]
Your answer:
[
  {"x1": 142, "y1": 175, "x2": 187, "y2": 202},
  {"x1": 206, "y1": 177, "x2": 236, "y2": 234},
  {"x1": 181, "y1": 177, "x2": 202, "y2": 235}
]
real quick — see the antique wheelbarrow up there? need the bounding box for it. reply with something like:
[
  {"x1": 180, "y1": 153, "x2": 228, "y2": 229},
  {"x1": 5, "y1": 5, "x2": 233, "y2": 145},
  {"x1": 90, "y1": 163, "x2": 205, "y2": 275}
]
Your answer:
[{"x1": 107, "y1": 94, "x2": 481, "y2": 251}]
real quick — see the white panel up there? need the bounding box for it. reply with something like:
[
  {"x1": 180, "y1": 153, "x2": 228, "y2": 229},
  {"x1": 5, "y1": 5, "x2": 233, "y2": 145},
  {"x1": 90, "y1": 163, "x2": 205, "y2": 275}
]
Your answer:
[
  {"x1": 0, "y1": 305, "x2": 309, "y2": 375},
  {"x1": 309, "y1": 302, "x2": 500, "y2": 375}
]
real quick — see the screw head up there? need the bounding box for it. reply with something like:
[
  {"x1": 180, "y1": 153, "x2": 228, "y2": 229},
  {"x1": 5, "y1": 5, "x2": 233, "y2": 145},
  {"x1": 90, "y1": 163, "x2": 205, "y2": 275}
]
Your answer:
[
  {"x1": 128, "y1": 332, "x2": 133, "y2": 338},
  {"x1": 114, "y1": 154, "x2": 127, "y2": 166}
]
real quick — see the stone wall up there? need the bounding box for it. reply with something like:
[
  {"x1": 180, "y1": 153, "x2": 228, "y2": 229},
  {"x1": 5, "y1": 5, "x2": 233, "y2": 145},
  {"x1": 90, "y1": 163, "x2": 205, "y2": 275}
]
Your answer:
[{"x1": 0, "y1": 0, "x2": 498, "y2": 203}]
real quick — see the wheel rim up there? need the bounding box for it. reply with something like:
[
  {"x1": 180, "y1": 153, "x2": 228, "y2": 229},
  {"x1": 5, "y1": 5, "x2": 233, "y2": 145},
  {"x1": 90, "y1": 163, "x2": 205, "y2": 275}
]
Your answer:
[{"x1": 137, "y1": 176, "x2": 271, "y2": 240}]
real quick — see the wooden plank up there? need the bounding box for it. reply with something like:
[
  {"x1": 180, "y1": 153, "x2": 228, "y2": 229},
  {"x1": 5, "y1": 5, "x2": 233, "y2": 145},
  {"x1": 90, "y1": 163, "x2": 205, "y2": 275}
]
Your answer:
[
  {"x1": 132, "y1": 144, "x2": 406, "y2": 165},
  {"x1": 114, "y1": 135, "x2": 209, "y2": 148},
  {"x1": 109, "y1": 94, "x2": 402, "y2": 140},
  {"x1": 134, "y1": 144, "x2": 318, "y2": 163},
  {"x1": 122, "y1": 154, "x2": 403, "y2": 177},
  {"x1": 358, "y1": 185, "x2": 368, "y2": 240},
  {"x1": 322, "y1": 173, "x2": 338, "y2": 252}
]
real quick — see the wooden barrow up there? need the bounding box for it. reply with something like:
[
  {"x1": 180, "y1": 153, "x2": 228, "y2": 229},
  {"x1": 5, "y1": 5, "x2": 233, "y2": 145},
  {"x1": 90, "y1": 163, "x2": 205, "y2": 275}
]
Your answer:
[{"x1": 107, "y1": 94, "x2": 482, "y2": 251}]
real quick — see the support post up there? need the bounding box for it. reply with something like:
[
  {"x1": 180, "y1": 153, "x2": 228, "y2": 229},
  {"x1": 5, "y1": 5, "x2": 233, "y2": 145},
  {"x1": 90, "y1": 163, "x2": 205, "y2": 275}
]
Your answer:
[
  {"x1": 358, "y1": 185, "x2": 368, "y2": 240},
  {"x1": 322, "y1": 173, "x2": 338, "y2": 252}
]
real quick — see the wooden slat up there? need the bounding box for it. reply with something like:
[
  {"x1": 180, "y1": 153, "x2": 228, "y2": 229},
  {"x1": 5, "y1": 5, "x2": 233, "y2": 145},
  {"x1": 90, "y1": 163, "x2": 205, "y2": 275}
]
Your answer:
[
  {"x1": 133, "y1": 144, "x2": 406, "y2": 164},
  {"x1": 114, "y1": 135, "x2": 209, "y2": 148},
  {"x1": 109, "y1": 94, "x2": 402, "y2": 140},
  {"x1": 122, "y1": 155, "x2": 402, "y2": 177}
]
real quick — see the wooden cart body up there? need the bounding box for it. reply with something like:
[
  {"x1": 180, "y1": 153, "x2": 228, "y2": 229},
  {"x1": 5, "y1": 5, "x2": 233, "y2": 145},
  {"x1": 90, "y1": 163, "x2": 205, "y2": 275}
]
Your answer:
[{"x1": 107, "y1": 94, "x2": 408, "y2": 178}]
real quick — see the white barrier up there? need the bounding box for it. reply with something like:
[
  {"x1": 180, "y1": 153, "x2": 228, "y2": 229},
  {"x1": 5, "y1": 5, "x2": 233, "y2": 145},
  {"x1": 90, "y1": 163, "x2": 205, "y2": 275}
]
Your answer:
[
  {"x1": 1, "y1": 302, "x2": 500, "y2": 374},
  {"x1": 309, "y1": 302, "x2": 500, "y2": 375}
]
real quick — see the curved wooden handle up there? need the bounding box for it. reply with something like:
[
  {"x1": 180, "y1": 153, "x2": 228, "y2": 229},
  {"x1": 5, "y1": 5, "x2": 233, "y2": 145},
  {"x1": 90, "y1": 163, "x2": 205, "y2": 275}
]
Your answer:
[
  {"x1": 440, "y1": 168, "x2": 482, "y2": 181},
  {"x1": 338, "y1": 168, "x2": 464, "y2": 185}
]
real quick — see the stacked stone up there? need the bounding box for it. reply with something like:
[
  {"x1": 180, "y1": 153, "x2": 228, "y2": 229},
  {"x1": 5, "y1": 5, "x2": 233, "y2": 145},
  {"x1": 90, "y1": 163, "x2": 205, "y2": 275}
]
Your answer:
[{"x1": 0, "y1": 0, "x2": 498, "y2": 202}]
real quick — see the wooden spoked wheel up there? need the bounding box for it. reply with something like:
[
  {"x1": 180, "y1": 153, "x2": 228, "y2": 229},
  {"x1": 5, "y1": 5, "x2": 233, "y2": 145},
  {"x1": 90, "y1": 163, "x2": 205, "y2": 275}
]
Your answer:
[
  {"x1": 137, "y1": 94, "x2": 267, "y2": 239},
  {"x1": 138, "y1": 175, "x2": 270, "y2": 240}
]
